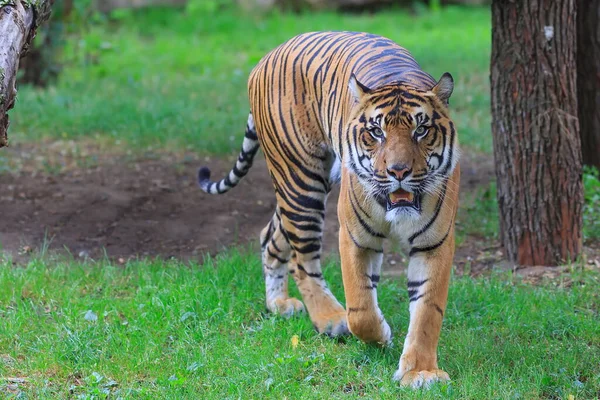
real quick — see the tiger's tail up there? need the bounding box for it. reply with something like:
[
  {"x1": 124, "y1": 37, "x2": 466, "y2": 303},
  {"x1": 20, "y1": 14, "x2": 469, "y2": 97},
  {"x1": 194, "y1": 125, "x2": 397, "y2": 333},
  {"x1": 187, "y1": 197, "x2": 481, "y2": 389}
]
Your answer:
[{"x1": 198, "y1": 113, "x2": 260, "y2": 195}]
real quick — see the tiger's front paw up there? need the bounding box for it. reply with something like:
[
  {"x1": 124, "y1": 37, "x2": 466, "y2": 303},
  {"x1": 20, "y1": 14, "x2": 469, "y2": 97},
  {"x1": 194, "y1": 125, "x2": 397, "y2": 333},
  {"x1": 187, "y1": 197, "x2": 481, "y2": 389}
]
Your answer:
[
  {"x1": 379, "y1": 319, "x2": 392, "y2": 345},
  {"x1": 312, "y1": 311, "x2": 350, "y2": 337},
  {"x1": 268, "y1": 297, "x2": 305, "y2": 318},
  {"x1": 393, "y1": 350, "x2": 449, "y2": 388},
  {"x1": 393, "y1": 368, "x2": 450, "y2": 389},
  {"x1": 347, "y1": 313, "x2": 392, "y2": 345}
]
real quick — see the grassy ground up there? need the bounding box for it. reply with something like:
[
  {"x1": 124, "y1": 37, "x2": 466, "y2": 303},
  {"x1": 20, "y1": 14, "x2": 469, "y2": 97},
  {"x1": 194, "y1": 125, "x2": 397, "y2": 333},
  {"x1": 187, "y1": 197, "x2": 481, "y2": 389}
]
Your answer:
[
  {"x1": 10, "y1": 5, "x2": 492, "y2": 154},
  {"x1": 1, "y1": 251, "x2": 599, "y2": 398}
]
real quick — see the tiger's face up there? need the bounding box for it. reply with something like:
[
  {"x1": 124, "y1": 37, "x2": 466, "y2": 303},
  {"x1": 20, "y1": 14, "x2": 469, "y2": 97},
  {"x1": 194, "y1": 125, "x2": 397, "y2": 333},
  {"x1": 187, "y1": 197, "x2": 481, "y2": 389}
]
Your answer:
[{"x1": 347, "y1": 73, "x2": 459, "y2": 217}]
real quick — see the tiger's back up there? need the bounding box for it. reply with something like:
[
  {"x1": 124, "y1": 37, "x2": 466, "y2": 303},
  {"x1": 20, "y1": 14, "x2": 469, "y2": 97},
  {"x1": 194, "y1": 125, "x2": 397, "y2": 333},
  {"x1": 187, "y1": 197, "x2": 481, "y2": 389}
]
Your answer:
[{"x1": 248, "y1": 31, "x2": 437, "y2": 163}]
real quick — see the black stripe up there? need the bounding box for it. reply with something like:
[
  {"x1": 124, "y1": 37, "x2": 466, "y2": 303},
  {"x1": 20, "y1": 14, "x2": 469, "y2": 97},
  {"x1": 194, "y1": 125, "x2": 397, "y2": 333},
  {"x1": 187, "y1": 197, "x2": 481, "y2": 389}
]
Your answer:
[
  {"x1": 409, "y1": 222, "x2": 452, "y2": 257},
  {"x1": 349, "y1": 195, "x2": 385, "y2": 238},
  {"x1": 245, "y1": 126, "x2": 258, "y2": 141},
  {"x1": 267, "y1": 249, "x2": 288, "y2": 264},
  {"x1": 261, "y1": 219, "x2": 274, "y2": 248},
  {"x1": 279, "y1": 208, "x2": 321, "y2": 224},
  {"x1": 407, "y1": 279, "x2": 428, "y2": 288},
  {"x1": 271, "y1": 239, "x2": 281, "y2": 252},
  {"x1": 285, "y1": 230, "x2": 320, "y2": 244},
  {"x1": 438, "y1": 122, "x2": 455, "y2": 176},
  {"x1": 297, "y1": 264, "x2": 322, "y2": 279},
  {"x1": 238, "y1": 148, "x2": 258, "y2": 163},
  {"x1": 408, "y1": 179, "x2": 448, "y2": 244},
  {"x1": 232, "y1": 164, "x2": 247, "y2": 178},
  {"x1": 262, "y1": 89, "x2": 328, "y2": 195},
  {"x1": 409, "y1": 294, "x2": 425, "y2": 302},
  {"x1": 270, "y1": 177, "x2": 325, "y2": 219},
  {"x1": 349, "y1": 178, "x2": 377, "y2": 219},
  {"x1": 345, "y1": 223, "x2": 383, "y2": 253},
  {"x1": 288, "y1": 221, "x2": 322, "y2": 232},
  {"x1": 347, "y1": 307, "x2": 367, "y2": 313},
  {"x1": 295, "y1": 242, "x2": 321, "y2": 255},
  {"x1": 271, "y1": 178, "x2": 322, "y2": 218}
]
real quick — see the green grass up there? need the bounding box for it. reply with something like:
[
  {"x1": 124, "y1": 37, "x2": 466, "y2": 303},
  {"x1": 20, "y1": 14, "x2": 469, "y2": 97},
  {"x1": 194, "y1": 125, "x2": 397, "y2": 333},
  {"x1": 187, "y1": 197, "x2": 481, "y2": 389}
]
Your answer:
[
  {"x1": 1, "y1": 251, "x2": 599, "y2": 398},
  {"x1": 584, "y1": 166, "x2": 600, "y2": 241},
  {"x1": 9, "y1": 5, "x2": 492, "y2": 153},
  {"x1": 457, "y1": 181, "x2": 499, "y2": 243}
]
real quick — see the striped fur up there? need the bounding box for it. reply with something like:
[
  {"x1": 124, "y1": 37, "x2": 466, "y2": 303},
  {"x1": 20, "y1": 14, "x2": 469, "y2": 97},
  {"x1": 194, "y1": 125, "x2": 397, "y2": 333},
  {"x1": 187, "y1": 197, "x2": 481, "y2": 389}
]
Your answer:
[
  {"x1": 198, "y1": 113, "x2": 259, "y2": 194},
  {"x1": 199, "y1": 31, "x2": 460, "y2": 388}
]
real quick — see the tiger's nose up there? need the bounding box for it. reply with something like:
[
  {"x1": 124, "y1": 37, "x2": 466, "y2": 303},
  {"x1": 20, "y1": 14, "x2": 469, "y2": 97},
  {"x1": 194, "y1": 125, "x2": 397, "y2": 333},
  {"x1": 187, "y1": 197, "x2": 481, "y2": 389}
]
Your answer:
[{"x1": 387, "y1": 164, "x2": 411, "y2": 181}]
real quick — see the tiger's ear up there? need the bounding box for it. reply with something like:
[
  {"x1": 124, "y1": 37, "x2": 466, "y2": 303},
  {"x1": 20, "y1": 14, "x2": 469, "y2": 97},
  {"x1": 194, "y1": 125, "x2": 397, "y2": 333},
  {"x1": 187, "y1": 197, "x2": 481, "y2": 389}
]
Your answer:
[
  {"x1": 432, "y1": 72, "x2": 454, "y2": 105},
  {"x1": 349, "y1": 73, "x2": 371, "y2": 103}
]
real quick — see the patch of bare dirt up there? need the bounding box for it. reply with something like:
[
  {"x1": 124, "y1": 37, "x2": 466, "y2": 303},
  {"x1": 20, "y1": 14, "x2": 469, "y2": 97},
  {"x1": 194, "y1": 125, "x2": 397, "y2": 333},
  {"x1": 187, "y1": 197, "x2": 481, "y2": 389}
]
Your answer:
[
  {"x1": 1, "y1": 142, "x2": 597, "y2": 275},
  {"x1": 1, "y1": 142, "x2": 280, "y2": 263}
]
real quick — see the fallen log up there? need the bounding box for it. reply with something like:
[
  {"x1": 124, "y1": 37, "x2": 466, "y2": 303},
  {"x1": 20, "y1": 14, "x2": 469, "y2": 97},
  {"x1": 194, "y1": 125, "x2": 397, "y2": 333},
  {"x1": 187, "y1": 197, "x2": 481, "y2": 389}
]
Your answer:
[{"x1": 0, "y1": 0, "x2": 54, "y2": 148}]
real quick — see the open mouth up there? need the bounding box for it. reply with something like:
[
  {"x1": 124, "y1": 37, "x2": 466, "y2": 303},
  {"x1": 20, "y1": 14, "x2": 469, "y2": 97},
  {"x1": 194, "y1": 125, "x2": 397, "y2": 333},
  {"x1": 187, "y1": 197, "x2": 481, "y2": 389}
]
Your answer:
[{"x1": 387, "y1": 188, "x2": 422, "y2": 212}]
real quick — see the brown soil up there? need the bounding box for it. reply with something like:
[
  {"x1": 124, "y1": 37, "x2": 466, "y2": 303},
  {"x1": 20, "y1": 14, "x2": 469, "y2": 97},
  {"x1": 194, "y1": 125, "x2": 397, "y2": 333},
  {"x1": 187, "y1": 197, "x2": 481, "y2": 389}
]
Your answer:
[{"x1": 1, "y1": 142, "x2": 596, "y2": 276}]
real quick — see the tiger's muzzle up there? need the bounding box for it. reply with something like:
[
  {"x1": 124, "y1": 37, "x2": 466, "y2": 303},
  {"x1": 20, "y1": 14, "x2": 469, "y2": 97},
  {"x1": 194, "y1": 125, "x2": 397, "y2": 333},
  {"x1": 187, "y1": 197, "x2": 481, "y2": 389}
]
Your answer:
[{"x1": 386, "y1": 187, "x2": 423, "y2": 212}]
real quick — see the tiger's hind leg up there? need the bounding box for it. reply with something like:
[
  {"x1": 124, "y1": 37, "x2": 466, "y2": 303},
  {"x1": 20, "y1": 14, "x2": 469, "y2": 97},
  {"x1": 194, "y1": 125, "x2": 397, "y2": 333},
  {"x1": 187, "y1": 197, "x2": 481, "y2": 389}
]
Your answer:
[
  {"x1": 250, "y1": 86, "x2": 347, "y2": 335},
  {"x1": 260, "y1": 208, "x2": 305, "y2": 317},
  {"x1": 261, "y1": 203, "x2": 348, "y2": 336},
  {"x1": 276, "y1": 191, "x2": 349, "y2": 337}
]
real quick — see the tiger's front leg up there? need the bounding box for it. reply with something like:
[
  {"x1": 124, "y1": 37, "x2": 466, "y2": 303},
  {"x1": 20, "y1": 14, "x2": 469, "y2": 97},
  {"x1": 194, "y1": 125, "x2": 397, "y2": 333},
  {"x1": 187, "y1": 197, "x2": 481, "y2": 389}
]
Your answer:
[
  {"x1": 392, "y1": 232, "x2": 454, "y2": 388},
  {"x1": 338, "y1": 173, "x2": 391, "y2": 344}
]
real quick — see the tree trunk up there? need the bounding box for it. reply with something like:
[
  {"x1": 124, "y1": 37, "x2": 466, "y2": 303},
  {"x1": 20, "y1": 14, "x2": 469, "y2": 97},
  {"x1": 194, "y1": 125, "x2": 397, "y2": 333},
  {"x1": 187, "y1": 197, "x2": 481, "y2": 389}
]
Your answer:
[
  {"x1": 490, "y1": 0, "x2": 583, "y2": 266},
  {"x1": 0, "y1": 0, "x2": 54, "y2": 148},
  {"x1": 577, "y1": 0, "x2": 600, "y2": 170}
]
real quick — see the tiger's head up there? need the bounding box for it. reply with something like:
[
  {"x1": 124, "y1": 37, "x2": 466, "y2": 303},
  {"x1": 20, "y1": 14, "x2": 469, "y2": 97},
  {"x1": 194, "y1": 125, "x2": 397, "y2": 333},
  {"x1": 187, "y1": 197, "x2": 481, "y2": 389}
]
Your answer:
[{"x1": 347, "y1": 73, "x2": 459, "y2": 218}]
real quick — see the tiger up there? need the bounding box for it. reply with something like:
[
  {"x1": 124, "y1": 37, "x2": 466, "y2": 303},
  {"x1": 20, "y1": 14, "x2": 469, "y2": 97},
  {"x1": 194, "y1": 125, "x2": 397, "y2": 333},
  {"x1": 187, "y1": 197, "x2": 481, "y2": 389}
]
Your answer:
[{"x1": 198, "y1": 31, "x2": 460, "y2": 388}]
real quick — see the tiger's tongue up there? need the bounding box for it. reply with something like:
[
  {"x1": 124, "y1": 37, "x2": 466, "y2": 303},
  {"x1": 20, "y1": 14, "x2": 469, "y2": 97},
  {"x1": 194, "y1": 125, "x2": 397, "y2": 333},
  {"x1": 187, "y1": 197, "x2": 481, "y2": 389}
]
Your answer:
[{"x1": 389, "y1": 189, "x2": 414, "y2": 204}]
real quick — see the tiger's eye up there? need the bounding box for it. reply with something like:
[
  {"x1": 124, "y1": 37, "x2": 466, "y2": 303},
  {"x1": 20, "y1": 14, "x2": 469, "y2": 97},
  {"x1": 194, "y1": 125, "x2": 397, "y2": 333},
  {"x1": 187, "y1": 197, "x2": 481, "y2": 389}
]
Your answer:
[
  {"x1": 415, "y1": 126, "x2": 428, "y2": 137},
  {"x1": 370, "y1": 127, "x2": 384, "y2": 138}
]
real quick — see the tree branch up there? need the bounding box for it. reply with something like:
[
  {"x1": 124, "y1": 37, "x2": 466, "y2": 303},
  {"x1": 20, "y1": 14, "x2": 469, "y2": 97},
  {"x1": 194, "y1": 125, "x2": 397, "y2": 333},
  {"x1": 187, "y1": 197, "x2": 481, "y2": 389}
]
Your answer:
[{"x1": 0, "y1": 0, "x2": 54, "y2": 148}]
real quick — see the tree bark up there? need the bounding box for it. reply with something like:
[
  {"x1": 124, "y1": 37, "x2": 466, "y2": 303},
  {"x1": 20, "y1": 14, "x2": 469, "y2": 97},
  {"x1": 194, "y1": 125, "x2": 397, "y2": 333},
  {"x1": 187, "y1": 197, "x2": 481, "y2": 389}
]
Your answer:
[
  {"x1": 491, "y1": 0, "x2": 583, "y2": 266},
  {"x1": 577, "y1": 0, "x2": 600, "y2": 169},
  {"x1": 0, "y1": 0, "x2": 54, "y2": 148}
]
